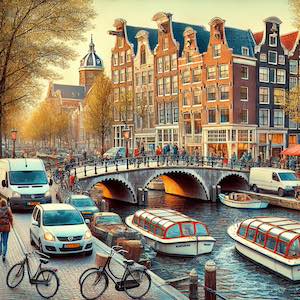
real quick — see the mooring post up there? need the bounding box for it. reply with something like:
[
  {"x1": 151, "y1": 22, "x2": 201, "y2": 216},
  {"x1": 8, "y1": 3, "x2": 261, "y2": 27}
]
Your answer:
[
  {"x1": 189, "y1": 268, "x2": 198, "y2": 300},
  {"x1": 94, "y1": 162, "x2": 97, "y2": 174},
  {"x1": 126, "y1": 158, "x2": 129, "y2": 170},
  {"x1": 105, "y1": 161, "x2": 108, "y2": 173},
  {"x1": 204, "y1": 260, "x2": 216, "y2": 300},
  {"x1": 84, "y1": 165, "x2": 87, "y2": 177}
]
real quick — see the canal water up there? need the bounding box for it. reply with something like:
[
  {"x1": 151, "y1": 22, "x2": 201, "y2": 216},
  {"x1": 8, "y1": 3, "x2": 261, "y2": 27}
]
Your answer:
[{"x1": 106, "y1": 191, "x2": 300, "y2": 300}]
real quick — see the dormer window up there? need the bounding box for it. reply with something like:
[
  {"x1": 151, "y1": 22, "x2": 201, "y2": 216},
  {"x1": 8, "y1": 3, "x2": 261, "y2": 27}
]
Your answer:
[
  {"x1": 162, "y1": 37, "x2": 168, "y2": 50},
  {"x1": 241, "y1": 47, "x2": 249, "y2": 56},
  {"x1": 269, "y1": 34, "x2": 277, "y2": 47},
  {"x1": 140, "y1": 46, "x2": 146, "y2": 65},
  {"x1": 213, "y1": 44, "x2": 221, "y2": 58},
  {"x1": 117, "y1": 37, "x2": 124, "y2": 48}
]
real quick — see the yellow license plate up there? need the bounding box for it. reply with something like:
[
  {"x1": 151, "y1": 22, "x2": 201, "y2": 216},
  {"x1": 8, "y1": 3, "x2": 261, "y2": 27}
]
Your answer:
[
  {"x1": 65, "y1": 243, "x2": 80, "y2": 249},
  {"x1": 29, "y1": 202, "x2": 39, "y2": 206},
  {"x1": 82, "y1": 212, "x2": 90, "y2": 214}
]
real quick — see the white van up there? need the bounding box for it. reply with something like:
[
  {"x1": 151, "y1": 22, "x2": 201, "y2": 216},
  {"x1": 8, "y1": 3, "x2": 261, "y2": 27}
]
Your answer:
[
  {"x1": 0, "y1": 159, "x2": 52, "y2": 210},
  {"x1": 249, "y1": 167, "x2": 300, "y2": 197}
]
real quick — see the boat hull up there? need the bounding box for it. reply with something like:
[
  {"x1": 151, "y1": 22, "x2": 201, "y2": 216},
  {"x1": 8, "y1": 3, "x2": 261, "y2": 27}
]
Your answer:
[{"x1": 219, "y1": 194, "x2": 269, "y2": 209}]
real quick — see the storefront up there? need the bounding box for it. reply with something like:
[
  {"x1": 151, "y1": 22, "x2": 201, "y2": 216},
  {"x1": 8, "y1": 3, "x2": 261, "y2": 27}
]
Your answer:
[
  {"x1": 155, "y1": 125, "x2": 179, "y2": 148},
  {"x1": 113, "y1": 124, "x2": 134, "y2": 149},
  {"x1": 134, "y1": 130, "x2": 156, "y2": 153}
]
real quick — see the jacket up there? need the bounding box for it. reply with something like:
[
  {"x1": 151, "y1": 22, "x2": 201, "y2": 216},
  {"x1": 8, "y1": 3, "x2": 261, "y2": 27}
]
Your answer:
[{"x1": 0, "y1": 207, "x2": 13, "y2": 232}]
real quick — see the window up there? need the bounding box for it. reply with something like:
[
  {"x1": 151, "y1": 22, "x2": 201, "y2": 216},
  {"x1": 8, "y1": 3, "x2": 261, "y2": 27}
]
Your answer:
[
  {"x1": 183, "y1": 113, "x2": 192, "y2": 134},
  {"x1": 213, "y1": 44, "x2": 221, "y2": 57},
  {"x1": 194, "y1": 113, "x2": 201, "y2": 134},
  {"x1": 171, "y1": 53, "x2": 177, "y2": 69},
  {"x1": 113, "y1": 70, "x2": 119, "y2": 84},
  {"x1": 135, "y1": 92, "x2": 142, "y2": 107},
  {"x1": 182, "y1": 91, "x2": 189, "y2": 106},
  {"x1": 259, "y1": 67, "x2": 269, "y2": 82},
  {"x1": 238, "y1": 226, "x2": 246, "y2": 237},
  {"x1": 119, "y1": 51, "x2": 125, "y2": 65},
  {"x1": 274, "y1": 109, "x2": 284, "y2": 127},
  {"x1": 126, "y1": 68, "x2": 132, "y2": 82},
  {"x1": 259, "y1": 109, "x2": 269, "y2": 126},
  {"x1": 269, "y1": 34, "x2": 277, "y2": 47},
  {"x1": 193, "y1": 88, "x2": 201, "y2": 105},
  {"x1": 157, "y1": 78, "x2": 163, "y2": 96},
  {"x1": 278, "y1": 55, "x2": 285, "y2": 65},
  {"x1": 164, "y1": 55, "x2": 170, "y2": 72},
  {"x1": 220, "y1": 85, "x2": 229, "y2": 100},
  {"x1": 241, "y1": 109, "x2": 248, "y2": 124},
  {"x1": 289, "y1": 239, "x2": 300, "y2": 257},
  {"x1": 195, "y1": 223, "x2": 208, "y2": 236},
  {"x1": 242, "y1": 47, "x2": 249, "y2": 56},
  {"x1": 268, "y1": 51, "x2": 277, "y2": 64},
  {"x1": 148, "y1": 91, "x2": 153, "y2": 105},
  {"x1": 219, "y1": 64, "x2": 229, "y2": 79},
  {"x1": 163, "y1": 37, "x2": 168, "y2": 50},
  {"x1": 255, "y1": 231, "x2": 266, "y2": 246},
  {"x1": 277, "y1": 69, "x2": 286, "y2": 84},
  {"x1": 289, "y1": 119, "x2": 297, "y2": 129},
  {"x1": 277, "y1": 240, "x2": 287, "y2": 256},
  {"x1": 220, "y1": 108, "x2": 229, "y2": 123},
  {"x1": 148, "y1": 71, "x2": 153, "y2": 83},
  {"x1": 166, "y1": 224, "x2": 180, "y2": 238},
  {"x1": 157, "y1": 57, "x2": 163, "y2": 73},
  {"x1": 166, "y1": 102, "x2": 172, "y2": 123},
  {"x1": 126, "y1": 50, "x2": 131, "y2": 63},
  {"x1": 172, "y1": 75, "x2": 178, "y2": 94},
  {"x1": 142, "y1": 71, "x2": 147, "y2": 85},
  {"x1": 207, "y1": 86, "x2": 216, "y2": 101},
  {"x1": 266, "y1": 235, "x2": 276, "y2": 251},
  {"x1": 117, "y1": 37, "x2": 124, "y2": 48},
  {"x1": 259, "y1": 87, "x2": 269, "y2": 104},
  {"x1": 207, "y1": 66, "x2": 216, "y2": 80},
  {"x1": 192, "y1": 68, "x2": 201, "y2": 82},
  {"x1": 140, "y1": 47, "x2": 146, "y2": 65},
  {"x1": 182, "y1": 70, "x2": 190, "y2": 84},
  {"x1": 274, "y1": 88, "x2": 285, "y2": 105},
  {"x1": 181, "y1": 223, "x2": 195, "y2": 236},
  {"x1": 246, "y1": 228, "x2": 256, "y2": 241},
  {"x1": 164, "y1": 77, "x2": 171, "y2": 95},
  {"x1": 173, "y1": 102, "x2": 179, "y2": 123},
  {"x1": 270, "y1": 68, "x2": 276, "y2": 83},
  {"x1": 240, "y1": 87, "x2": 248, "y2": 101},
  {"x1": 208, "y1": 109, "x2": 216, "y2": 123},
  {"x1": 290, "y1": 77, "x2": 297, "y2": 89},
  {"x1": 119, "y1": 69, "x2": 125, "y2": 82},
  {"x1": 260, "y1": 53, "x2": 267, "y2": 62},
  {"x1": 290, "y1": 60, "x2": 298, "y2": 74},
  {"x1": 158, "y1": 103, "x2": 165, "y2": 124},
  {"x1": 241, "y1": 66, "x2": 248, "y2": 79},
  {"x1": 113, "y1": 53, "x2": 118, "y2": 66}
]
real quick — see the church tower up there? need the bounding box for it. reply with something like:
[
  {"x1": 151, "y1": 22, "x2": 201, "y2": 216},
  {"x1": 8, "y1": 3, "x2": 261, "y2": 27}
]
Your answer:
[{"x1": 79, "y1": 35, "x2": 104, "y2": 91}]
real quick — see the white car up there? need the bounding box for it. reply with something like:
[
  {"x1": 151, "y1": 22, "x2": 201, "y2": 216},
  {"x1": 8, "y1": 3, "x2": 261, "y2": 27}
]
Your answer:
[{"x1": 30, "y1": 203, "x2": 93, "y2": 255}]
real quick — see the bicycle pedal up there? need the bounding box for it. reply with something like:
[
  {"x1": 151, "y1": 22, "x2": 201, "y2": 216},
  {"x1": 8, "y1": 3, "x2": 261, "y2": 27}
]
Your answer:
[{"x1": 115, "y1": 282, "x2": 124, "y2": 291}]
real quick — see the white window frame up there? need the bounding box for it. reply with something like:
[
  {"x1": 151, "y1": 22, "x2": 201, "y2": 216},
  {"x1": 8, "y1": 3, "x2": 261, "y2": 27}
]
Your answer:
[
  {"x1": 290, "y1": 77, "x2": 298, "y2": 89},
  {"x1": 241, "y1": 47, "x2": 249, "y2": 56},
  {"x1": 259, "y1": 109, "x2": 270, "y2": 127},
  {"x1": 219, "y1": 64, "x2": 229, "y2": 80},
  {"x1": 260, "y1": 53, "x2": 267, "y2": 62},
  {"x1": 220, "y1": 108, "x2": 230, "y2": 124},
  {"x1": 241, "y1": 66, "x2": 248, "y2": 80},
  {"x1": 208, "y1": 108, "x2": 217, "y2": 124},
  {"x1": 269, "y1": 68, "x2": 276, "y2": 83},
  {"x1": 213, "y1": 44, "x2": 221, "y2": 58},
  {"x1": 207, "y1": 66, "x2": 216, "y2": 80},
  {"x1": 274, "y1": 88, "x2": 285, "y2": 105},
  {"x1": 119, "y1": 69, "x2": 125, "y2": 83},
  {"x1": 289, "y1": 118, "x2": 298, "y2": 129},
  {"x1": 269, "y1": 34, "x2": 277, "y2": 47},
  {"x1": 241, "y1": 109, "x2": 248, "y2": 124},
  {"x1": 220, "y1": 85, "x2": 229, "y2": 101},
  {"x1": 240, "y1": 86, "x2": 248, "y2": 101},
  {"x1": 274, "y1": 109, "x2": 284, "y2": 128},
  {"x1": 290, "y1": 60, "x2": 298, "y2": 75},
  {"x1": 278, "y1": 55, "x2": 285, "y2": 65},
  {"x1": 171, "y1": 53, "x2": 177, "y2": 70},
  {"x1": 259, "y1": 87, "x2": 269, "y2": 104},
  {"x1": 119, "y1": 51, "x2": 125, "y2": 65},
  {"x1": 157, "y1": 57, "x2": 163, "y2": 73},
  {"x1": 276, "y1": 69, "x2": 286, "y2": 84},
  {"x1": 268, "y1": 51, "x2": 277, "y2": 65},
  {"x1": 259, "y1": 67, "x2": 269, "y2": 83}
]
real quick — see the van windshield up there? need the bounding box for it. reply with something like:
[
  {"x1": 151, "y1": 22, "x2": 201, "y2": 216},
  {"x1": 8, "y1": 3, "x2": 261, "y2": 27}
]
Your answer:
[
  {"x1": 278, "y1": 172, "x2": 298, "y2": 181},
  {"x1": 9, "y1": 171, "x2": 48, "y2": 185}
]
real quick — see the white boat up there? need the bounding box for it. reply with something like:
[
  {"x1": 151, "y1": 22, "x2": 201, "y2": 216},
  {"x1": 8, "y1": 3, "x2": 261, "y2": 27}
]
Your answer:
[
  {"x1": 219, "y1": 193, "x2": 269, "y2": 209},
  {"x1": 228, "y1": 217, "x2": 300, "y2": 281},
  {"x1": 125, "y1": 209, "x2": 215, "y2": 256}
]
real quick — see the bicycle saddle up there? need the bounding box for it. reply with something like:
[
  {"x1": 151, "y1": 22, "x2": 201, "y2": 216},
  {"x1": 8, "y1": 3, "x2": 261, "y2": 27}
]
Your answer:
[
  {"x1": 39, "y1": 258, "x2": 49, "y2": 264},
  {"x1": 124, "y1": 259, "x2": 134, "y2": 266}
]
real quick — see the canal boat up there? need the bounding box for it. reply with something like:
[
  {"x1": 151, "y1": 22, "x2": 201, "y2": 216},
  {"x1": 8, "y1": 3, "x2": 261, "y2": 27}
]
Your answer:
[
  {"x1": 125, "y1": 209, "x2": 215, "y2": 256},
  {"x1": 228, "y1": 217, "x2": 300, "y2": 280},
  {"x1": 219, "y1": 193, "x2": 269, "y2": 209}
]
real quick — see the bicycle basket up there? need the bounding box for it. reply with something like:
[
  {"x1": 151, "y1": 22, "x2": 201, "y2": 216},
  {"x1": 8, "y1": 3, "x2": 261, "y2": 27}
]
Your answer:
[{"x1": 95, "y1": 253, "x2": 109, "y2": 267}]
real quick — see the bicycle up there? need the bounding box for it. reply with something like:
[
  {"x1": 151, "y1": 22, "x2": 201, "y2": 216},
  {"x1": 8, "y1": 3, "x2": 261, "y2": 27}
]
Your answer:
[
  {"x1": 6, "y1": 250, "x2": 60, "y2": 299},
  {"x1": 80, "y1": 245, "x2": 151, "y2": 299}
]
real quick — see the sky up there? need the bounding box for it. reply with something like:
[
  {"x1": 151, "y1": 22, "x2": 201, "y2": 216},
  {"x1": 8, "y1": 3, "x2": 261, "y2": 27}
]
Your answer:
[{"x1": 50, "y1": 0, "x2": 295, "y2": 88}]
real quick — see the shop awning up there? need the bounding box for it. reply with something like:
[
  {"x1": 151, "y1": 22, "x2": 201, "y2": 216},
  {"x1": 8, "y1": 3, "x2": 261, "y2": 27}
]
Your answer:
[{"x1": 281, "y1": 144, "x2": 300, "y2": 156}]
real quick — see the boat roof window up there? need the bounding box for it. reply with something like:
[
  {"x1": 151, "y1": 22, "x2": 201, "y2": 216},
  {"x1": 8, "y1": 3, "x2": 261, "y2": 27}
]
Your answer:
[
  {"x1": 166, "y1": 224, "x2": 181, "y2": 238},
  {"x1": 289, "y1": 238, "x2": 300, "y2": 258},
  {"x1": 181, "y1": 223, "x2": 195, "y2": 237},
  {"x1": 195, "y1": 223, "x2": 208, "y2": 236}
]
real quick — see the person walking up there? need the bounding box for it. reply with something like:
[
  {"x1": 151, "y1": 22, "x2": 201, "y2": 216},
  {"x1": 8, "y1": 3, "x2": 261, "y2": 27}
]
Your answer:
[{"x1": 0, "y1": 199, "x2": 13, "y2": 262}]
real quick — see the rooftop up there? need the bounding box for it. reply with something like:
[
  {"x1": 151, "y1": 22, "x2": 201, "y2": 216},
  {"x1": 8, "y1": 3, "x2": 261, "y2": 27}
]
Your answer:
[
  {"x1": 52, "y1": 84, "x2": 86, "y2": 100},
  {"x1": 281, "y1": 31, "x2": 299, "y2": 51}
]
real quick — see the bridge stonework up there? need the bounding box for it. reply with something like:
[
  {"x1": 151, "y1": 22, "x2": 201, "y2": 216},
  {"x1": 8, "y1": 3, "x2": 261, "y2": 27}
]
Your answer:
[{"x1": 78, "y1": 166, "x2": 249, "y2": 204}]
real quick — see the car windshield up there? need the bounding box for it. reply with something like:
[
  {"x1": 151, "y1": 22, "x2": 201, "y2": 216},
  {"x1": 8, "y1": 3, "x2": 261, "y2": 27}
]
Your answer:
[
  {"x1": 43, "y1": 209, "x2": 83, "y2": 226},
  {"x1": 96, "y1": 215, "x2": 122, "y2": 225},
  {"x1": 9, "y1": 171, "x2": 48, "y2": 185},
  {"x1": 71, "y1": 198, "x2": 95, "y2": 207},
  {"x1": 278, "y1": 172, "x2": 298, "y2": 181}
]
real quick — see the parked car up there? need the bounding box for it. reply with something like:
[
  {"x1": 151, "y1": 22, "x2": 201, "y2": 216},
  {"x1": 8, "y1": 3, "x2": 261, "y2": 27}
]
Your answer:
[
  {"x1": 249, "y1": 167, "x2": 300, "y2": 197},
  {"x1": 65, "y1": 194, "x2": 99, "y2": 220},
  {"x1": 103, "y1": 147, "x2": 126, "y2": 160},
  {"x1": 29, "y1": 203, "x2": 93, "y2": 255}
]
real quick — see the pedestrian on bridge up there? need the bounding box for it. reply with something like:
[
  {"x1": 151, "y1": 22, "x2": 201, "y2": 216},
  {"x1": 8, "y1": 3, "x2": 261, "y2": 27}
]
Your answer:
[{"x1": 0, "y1": 198, "x2": 13, "y2": 262}]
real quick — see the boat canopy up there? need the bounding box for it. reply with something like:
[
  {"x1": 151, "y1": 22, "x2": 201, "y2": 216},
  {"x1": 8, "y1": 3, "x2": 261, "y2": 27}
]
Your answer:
[
  {"x1": 132, "y1": 209, "x2": 209, "y2": 239},
  {"x1": 237, "y1": 217, "x2": 300, "y2": 258}
]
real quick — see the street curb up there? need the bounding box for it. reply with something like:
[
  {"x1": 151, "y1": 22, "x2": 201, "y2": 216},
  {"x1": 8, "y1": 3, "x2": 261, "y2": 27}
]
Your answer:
[{"x1": 92, "y1": 237, "x2": 188, "y2": 300}]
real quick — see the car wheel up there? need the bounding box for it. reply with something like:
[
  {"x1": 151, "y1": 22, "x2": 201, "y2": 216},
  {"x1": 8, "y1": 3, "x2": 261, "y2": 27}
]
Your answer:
[
  {"x1": 85, "y1": 249, "x2": 93, "y2": 256},
  {"x1": 30, "y1": 231, "x2": 35, "y2": 246},
  {"x1": 252, "y1": 185, "x2": 258, "y2": 193},
  {"x1": 278, "y1": 188, "x2": 285, "y2": 197}
]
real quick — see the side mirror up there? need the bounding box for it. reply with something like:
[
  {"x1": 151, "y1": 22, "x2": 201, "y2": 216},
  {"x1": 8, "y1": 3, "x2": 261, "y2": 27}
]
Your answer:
[
  {"x1": 1, "y1": 180, "x2": 7, "y2": 188},
  {"x1": 32, "y1": 220, "x2": 39, "y2": 227},
  {"x1": 85, "y1": 219, "x2": 91, "y2": 225},
  {"x1": 49, "y1": 178, "x2": 53, "y2": 186}
]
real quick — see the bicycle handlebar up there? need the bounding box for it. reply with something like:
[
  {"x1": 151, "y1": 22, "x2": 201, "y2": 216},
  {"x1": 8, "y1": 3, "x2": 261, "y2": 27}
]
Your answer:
[
  {"x1": 35, "y1": 250, "x2": 50, "y2": 259},
  {"x1": 117, "y1": 249, "x2": 128, "y2": 255}
]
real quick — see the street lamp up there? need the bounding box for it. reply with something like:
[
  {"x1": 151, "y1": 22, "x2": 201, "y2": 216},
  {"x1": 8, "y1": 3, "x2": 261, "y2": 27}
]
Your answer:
[
  {"x1": 268, "y1": 133, "x2": 272, "y2": 167},
  {"x1": 11, "y1": 129, "x2": 17, "y2": 158},
  {"x1": 122, "y1": 126, "x2": 130, "y2": 158}
]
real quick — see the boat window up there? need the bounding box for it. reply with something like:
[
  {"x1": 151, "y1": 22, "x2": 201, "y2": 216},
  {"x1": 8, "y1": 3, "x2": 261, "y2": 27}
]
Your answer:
[
  {"x1": 288, "y1": 238, "x2": 300, "y2": 257},
  {"x1": 246, "y1": 228, "x2": 256, "y2": 241},
  {"x1": 238, "y1": 226, "x2": 246, "y2": 237},
  {"x1": 133, "y1": 216, "x2": 138, "y2": 225},
  {"x1": 155, "y1": 227, "x2": 163, "y2": 237},
  {"x1": 195, "y1": 223, "x2": 208, "y2": 236},
  {"x1": 266, "y1": 236, "x2": 276, "y2": 251},
  {"x1": 139, "y1": 218, "x2": 144, "y2": 228},
  {"x1": 150, "y1": 223, "x2": 155, "y2": 234},
  {"x1": 276, "y1": 240, "x2": 287, "y2": 256},
  {"x1": 255, "y1": 231, "x2": 266, "y2": 246},
  {"x1": 166, "y1": 224, "x2": 181, "y2": 238},
  {"x1": 181, "y1": 223, "x2": 195, "y2": 236},
  {"x1": 144, "y1": 221, "x2": 149, "y2": 231}
]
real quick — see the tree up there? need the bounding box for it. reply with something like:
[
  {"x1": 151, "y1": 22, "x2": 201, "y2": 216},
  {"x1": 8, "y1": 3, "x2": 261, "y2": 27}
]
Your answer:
[
  {"x1": 283, "y1": 85, "x2": 300, "y2": 124},
  {"x1": 135, "y1": 93, "x2": 148, "y2": 129},
  {"x1": 0, "y1": 0, "x2": 96, "y2": 156},
  {"x1": 290, "y1": 0, "x2": 300, "y2": 29},
  {"x1": 84, "y1": 74, "x2": 113, "y2": 154},
  {"x1": 116, "y1": 89, "x2": 134, "y2": 125}
]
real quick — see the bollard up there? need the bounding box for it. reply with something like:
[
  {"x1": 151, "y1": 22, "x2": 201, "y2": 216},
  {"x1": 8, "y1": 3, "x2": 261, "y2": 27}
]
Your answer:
[
  {"x1": 84, "y1": 165, "x2": 87, "y2": 176},
  {"x1": 116, "y1": 162, "x2": 118, "y2": 172},
  {"x1": 94, "y1": 162, "x2": 97, "y2": 174},
  {"x1": 211, "y1": 185, "x2": 217, "y2": 202},
  {"x1": 204, "y1": 260, "x2": 216, "y2": 300},
  {"x1": 105, "y1": 161, "x2": 108, "y2": 172},
  {"x1": 143, "y1": 188, "x2": 148, "y2": 206},
  {"x1": 147, "y1": 156, "x2": 150, "y2": 167},
  {"x1": 189, "y1": 268, "x2": 198, "y2": 300},
  {"x1": 157, "y1": 155, "x2": 160, "y2": 167},
  {"x1": 126, "y1": 158, "x2": 129, "y2": 170},
  {"x1": 74, "y1": 167, "x2": 76, "y2": 176}
]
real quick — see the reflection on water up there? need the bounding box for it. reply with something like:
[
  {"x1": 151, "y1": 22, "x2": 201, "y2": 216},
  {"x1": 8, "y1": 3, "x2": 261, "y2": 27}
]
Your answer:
[{"x1": 106, "y1": 191, "x2": 300, "y2": 300}]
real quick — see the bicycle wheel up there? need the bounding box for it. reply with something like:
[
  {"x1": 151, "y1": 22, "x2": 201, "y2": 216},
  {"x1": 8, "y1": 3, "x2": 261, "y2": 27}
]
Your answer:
[
  {"x1": 124, "y1": 269, "x2": 151, "y2": 299},
  {"x1": 6, "y1": 262, "x2": 25, "y2": 288},
  {"x1": 35, "y1": 269, "x2": 59, "y2": 299},
  {"x1": 79, "y1": 267, "x2": 99, "y2": 285},
  {"x1": 80, "y1": 270, "x2": 108, "y2": 300}
]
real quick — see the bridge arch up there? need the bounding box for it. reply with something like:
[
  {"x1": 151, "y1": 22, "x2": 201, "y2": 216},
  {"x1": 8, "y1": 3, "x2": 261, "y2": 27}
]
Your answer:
[
  {"x1": 144, "y1": 169, "x2": 210, "y2": 200},
  {"x1": 216, "y1": 173, "x2": 249, "y2": 193}
]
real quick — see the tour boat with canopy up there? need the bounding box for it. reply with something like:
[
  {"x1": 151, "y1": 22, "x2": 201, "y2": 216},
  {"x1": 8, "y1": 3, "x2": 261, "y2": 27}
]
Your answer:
[
  {"x1": 219, "y1": 193, "x2": 269, "y2": 209},
  {"x1": 228, "y1": 217, "x2": 300, "y2": 280},
  {"x1": 125, "y1": 209, "x2": 215, "y2": 256}
]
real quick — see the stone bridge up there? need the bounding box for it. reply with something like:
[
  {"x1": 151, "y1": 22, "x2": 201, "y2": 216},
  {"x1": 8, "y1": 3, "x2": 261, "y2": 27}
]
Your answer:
[{"x1": 76, "y1": 161, "x2": 250, "y2": 205}]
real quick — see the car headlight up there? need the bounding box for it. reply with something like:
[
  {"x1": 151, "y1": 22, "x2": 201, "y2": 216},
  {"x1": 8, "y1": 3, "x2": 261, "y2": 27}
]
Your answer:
[
  {"x1": 44, "y1": 232, "x2": 55, "y2": 241},
  {"x1": 12, "y1": 191, "x2": 21, "y2": 198},
  {"x1": 84, "y1": 230, "x2": 92, "y2": 240},
  {"x1": 44, "y1": 191, "x2": 51, "y2": 197}
]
